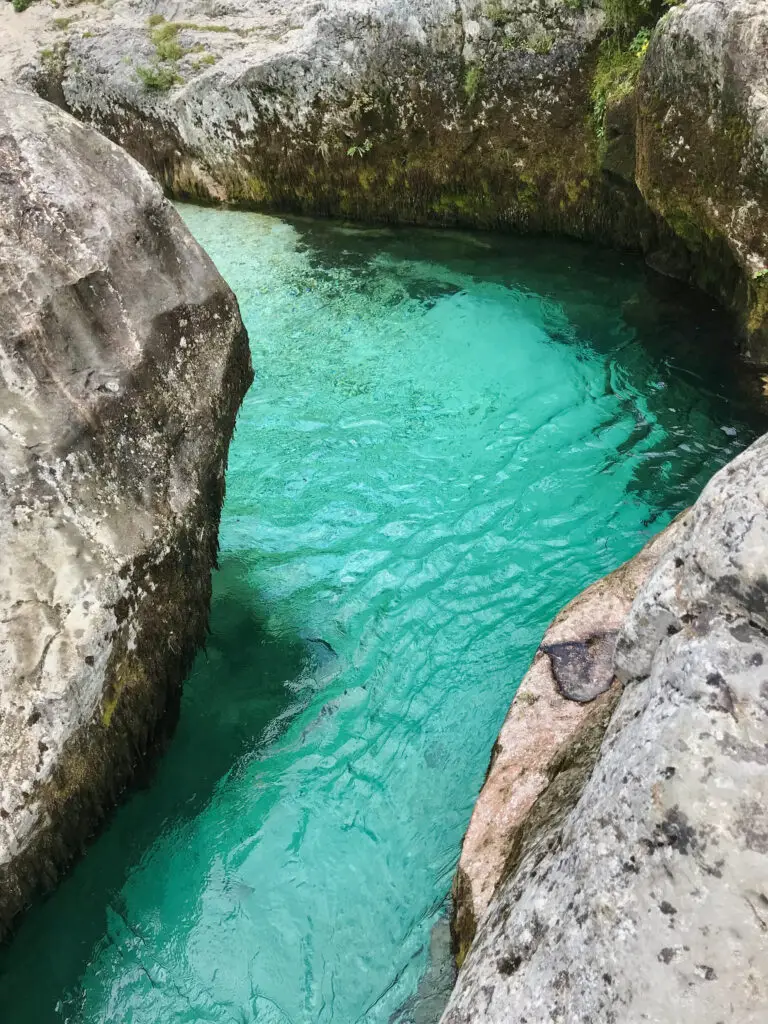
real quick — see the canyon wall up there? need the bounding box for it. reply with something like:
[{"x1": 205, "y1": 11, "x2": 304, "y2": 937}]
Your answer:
[
  {"x1": 4, "y1": 0, "x2": 767, "y2": 357},
  {"x1": 0, "y1": 87, "x2": 252, "y2": 938}
]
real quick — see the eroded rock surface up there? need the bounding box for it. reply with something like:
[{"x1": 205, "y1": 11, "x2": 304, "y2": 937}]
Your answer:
[
  {"x1": 443, "y1": 438, "x2": 768, "y2": 1022},
  {"x1": 450, "y1": 518, "x2": 685, "y2": 967},
  {"x1": 4, "y1": 0, "x2": 767, "y2": 349},
  {"x1": 0, "y1": 87, "x2": 252, "y2": 938}
]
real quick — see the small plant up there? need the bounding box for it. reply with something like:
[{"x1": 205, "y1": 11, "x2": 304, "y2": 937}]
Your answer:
[
  {"x1": 12, "y1": 0, "x2": 34, "y2": 12},
  {"x1": 527, "y1": 26, "x2": 554, "y2": 54},
  {"x1": 346, "y1": 137, "x2": 373, "y2": 158},
  {"x1": 192, "y1": 53, "x2": 218, "y2": 69},
  {"x1": 136, "y1": 63, "x2": 181, "y2": 91},
  {"x1": 150, "y1": 21, "x2": 185, "y2": 61},
  {"x1": 463, "y1": 63, "x2": 483, "y2": 103},
  {"x1": 483, "y1": 0, "x2": 510, "y2": 26},
  {"x1": 591, "y1": 26, "x2": 652, "y2": 136}
]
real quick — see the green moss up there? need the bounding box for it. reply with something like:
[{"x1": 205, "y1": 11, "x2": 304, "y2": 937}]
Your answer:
[
  {"x1": 748, "y1": 275, "x2": 768, "y2": 335},
  {"x1": 246, "y1": 176, "x2": 270, "y2": 202},
  {"x1": 430, "y1": 192, "x2": 493, "y2": 217},
  {"x1": 357, "y1": 166, "x2": 377, "y2": 191},
  {"x1": 463, "y1": 63, "x2": 484, "y2": 103}
]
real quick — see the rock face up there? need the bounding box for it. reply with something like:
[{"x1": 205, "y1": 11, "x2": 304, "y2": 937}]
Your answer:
[
  {"x1": 443, "y1": 438, "x2": 768, "y2": 1022},
  {"x1": 0, "y1": 87, "x2": 252, "y2": 938},
  {"x1": 636, "y1": 0, "x2": 768, "y2": 362},
  {"x1": 5, "y1": 0, "x2": 765, "y2": 353},
  {"x1": 450, "y1": 517, "x2": 685, "y2": 968}
]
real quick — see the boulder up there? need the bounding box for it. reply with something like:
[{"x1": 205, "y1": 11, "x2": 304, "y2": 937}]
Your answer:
[
  {"x1": 0, "y1": 87, "x2": 252, "y2": 938},
  {"x1": 442, "y1": 438, "x2": 768, "y2": 1022},
  {"x1": 5, "y1": 1, "x2": 767, "y2": 350},
  {"x1": 8, "y1": 1, "x2": 660, "y2": 247},
  {"x1": 637, "y1": 0, "x2": 768, "y2": 361}
]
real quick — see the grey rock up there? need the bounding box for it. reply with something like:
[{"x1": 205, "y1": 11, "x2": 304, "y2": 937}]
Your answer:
[
  {"x1": 0, "y1": 86, "x2": 252, "y2": 938},
  {"x1": 637, "y1": 0, "x2": 768, "y2": 356},
  {"x1": 5, "y1": 1, "x2": 768, "y2": 346},
  {"x1": 443, "y1": 437, "x2": 768, "y2": 1022}
]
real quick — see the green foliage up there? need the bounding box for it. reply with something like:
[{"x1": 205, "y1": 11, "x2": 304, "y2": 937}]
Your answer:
[
  {"x1": 463, "y1": 63, "x2": 484, "y2": 103},
  {"x1": 12, "y1": 0, "x2": 34, "y2": 12},
  {"x1": 591, "y1": 28, "x2": 650, "y2": 135},
  {"x1": 602, "y1": 0, "x2": 667, "y2": 42},
  {"x1": 136, "y1": 63, "x2": 181, "y2": 90},
  {"x1": 150, "y1": 21, "x2": 185, "y2": 60},
  {"x1": 192, "y1": 53, "x2": 218, "y2": 69},
  {"x1": 483, "y1": 1, "x2": 510, "y2": 26},
  {"x1": 528, "y1": 26, "x2": 554, "y2": 54},
  {"x1": 346, "y1": 138, "x2": 373, "y2": 159}
]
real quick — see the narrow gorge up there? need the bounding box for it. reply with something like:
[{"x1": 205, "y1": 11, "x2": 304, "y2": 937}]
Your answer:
[{"x1": 0, "y1": 1, "x2": 766, "y2": 1022}]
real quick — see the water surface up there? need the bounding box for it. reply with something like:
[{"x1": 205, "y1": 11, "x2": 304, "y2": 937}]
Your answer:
[{"x1": 0, "y1": 212, "x2": 763, "y2": 1024}]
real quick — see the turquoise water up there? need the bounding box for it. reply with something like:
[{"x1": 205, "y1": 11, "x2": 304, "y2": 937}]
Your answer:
[{"x1": 0, "y1": 211, "x2": 763, "y2": 1024}]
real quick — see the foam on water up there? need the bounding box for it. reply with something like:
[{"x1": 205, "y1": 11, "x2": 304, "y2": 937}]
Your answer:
[{"x1": 0, "y1": 212, "x2": 762, "y2": 1024}]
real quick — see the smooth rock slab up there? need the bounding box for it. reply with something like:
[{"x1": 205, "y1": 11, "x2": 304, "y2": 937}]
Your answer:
[
  {"x1": 0, "y1": 87, "x2": 252, "y2": 938},
  {"x1": 450, "y1": 519, "x2": 685, "y2": 967}
]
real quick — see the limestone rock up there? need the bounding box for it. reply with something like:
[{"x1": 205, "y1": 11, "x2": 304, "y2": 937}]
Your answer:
[
  {"x1": 7, "y1": 0, "x2": 657, "y2": 250},
  {"x1": 0, "y1": 87, "x2": 252, "y2": 938},
  {"x1": 6, "y1": 1, "x2": 768, "y2": 350},
  {"x1": 442, "y1": 438, "x2": 768, "y2": 1023},
  {"x1": 637, "y1": 0, "x2": 768, "y2": 358},
  {"x1": 450, "y1": 518, "x2": 685, "y2": 968}
]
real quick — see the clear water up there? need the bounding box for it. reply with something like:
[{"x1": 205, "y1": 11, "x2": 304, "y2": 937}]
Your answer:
[{"x1": 0, "y1": 211, "x2": 763, "y2": 1024}]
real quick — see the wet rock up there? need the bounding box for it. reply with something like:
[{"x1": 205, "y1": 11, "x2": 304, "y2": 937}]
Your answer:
[
  {"x1": 541, "y1": 632, "x2": 618, "y2": 703},
  {"x1": 443, "y1": 438, "x2": 768, "y2": 1022},
  {"x1": 0, "y1": 87, "x2": 252, "y2": 938}
]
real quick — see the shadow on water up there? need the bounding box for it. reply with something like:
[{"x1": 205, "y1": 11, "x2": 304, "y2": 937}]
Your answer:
[
  {"x1": 0, "y1": 555, "x2": 313, "y2": 1023},
  {"x1": 284, "y1": 216, "x2": 768, "y2": 520}
]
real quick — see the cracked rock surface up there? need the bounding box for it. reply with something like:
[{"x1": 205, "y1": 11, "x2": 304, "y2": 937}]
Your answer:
[{"x1": 0, "y1": 87, "x2": 252, "y2": 938}]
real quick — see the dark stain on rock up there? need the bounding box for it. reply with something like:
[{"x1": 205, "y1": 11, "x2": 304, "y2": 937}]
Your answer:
[
  {"x1": 643, "y1": 808, "x2": 698, "y2": 856},
  {"x1": 541, "y1": 631, "x2": 618, "y2": 703},
  {"x1": 659, "y1": 901, "x2": 678, "y2": 916},
  {"x1": 497, "y1": 953, "x2": 522, "y2": 976},
  {"x1": 696, "y1": 964, "x2": 717, "y2": 981}
]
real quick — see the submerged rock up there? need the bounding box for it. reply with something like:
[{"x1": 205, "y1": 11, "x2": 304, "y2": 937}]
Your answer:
[
  {"x1": 0, "y1": 87, "x2": 252, "y2": 938},
  {"x1": 443, "y1": 439, "x2": 768, "y2": 1022}
]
